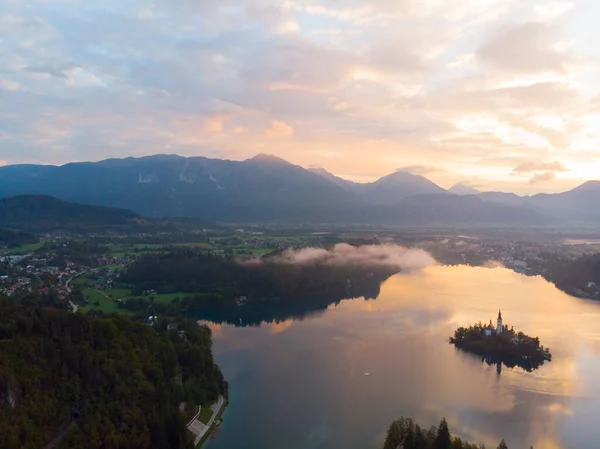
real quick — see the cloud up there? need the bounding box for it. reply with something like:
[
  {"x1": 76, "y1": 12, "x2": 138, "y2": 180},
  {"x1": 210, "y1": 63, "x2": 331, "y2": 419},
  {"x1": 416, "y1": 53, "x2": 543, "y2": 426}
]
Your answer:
[
  {"x1": 363, "y1": 33, "x2": 430, "y2": 74},
  {"x1": 0, "y1": 0, "x2": 597, "y2": 193},
  {"x1": 23, "y1": 62, "x2": 80, "y2": 79},
  {"x1": 496, "y1": 113, "x2": 573, "y2": 149},
  {"x1": 512, "y1": 161, "x2": 567, "y2": 174},
  {"x1": 241, "y1": 35, "x2": 356, "y2": 91},
  {"x1": 0, "y1": 80, "x2": 20, "y2": 91},
  {"x1": 265, "y1": 120, "x2": 293, "y2": 137},
  {"x1": 529, "y1": 172, "x2": 555, "y2": 185},
  {"x1": 243, "y1": 243, "x2": 437, "y2": 270},
  {"x1": 455, "y1": 180, "x2": 483, "y2": 189},
  {"x1": 482, "y1": 260, "x2": 505, "y2": 269},
  {"x1": 397, "y1": 165, "x2": 444, "y2": 175},
  {"x1": 204, "y1": 116, "x2": 224, "y2": 133},
  {"x1": 477, "y1": 21, "x2": 577, "y2": 74}
]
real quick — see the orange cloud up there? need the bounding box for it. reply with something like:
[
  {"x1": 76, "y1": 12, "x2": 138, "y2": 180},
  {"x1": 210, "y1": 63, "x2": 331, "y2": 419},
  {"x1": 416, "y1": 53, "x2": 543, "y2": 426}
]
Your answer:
[
  {"x1": 529, "y1": 171, "x2": 555, "y2": 185},
  {"x1": 265, "y1": 120, "x2": 293, "y2": 137},
  {"x1": 204, "y1": 116, "x2": 224, "y2": 133},
  {"x1": 512, "y1": 161, "x2": 567, "y2": 174}
]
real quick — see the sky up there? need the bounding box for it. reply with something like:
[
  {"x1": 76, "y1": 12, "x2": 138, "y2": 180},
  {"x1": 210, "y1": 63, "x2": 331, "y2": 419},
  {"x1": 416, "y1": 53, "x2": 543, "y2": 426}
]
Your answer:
[{"x1": 1, "y1": 0, "x2": 599, "y2": 194}]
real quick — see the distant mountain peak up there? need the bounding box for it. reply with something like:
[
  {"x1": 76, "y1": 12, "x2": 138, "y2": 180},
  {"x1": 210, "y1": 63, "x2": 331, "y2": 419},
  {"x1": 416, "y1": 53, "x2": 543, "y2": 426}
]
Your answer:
[
  {"x1": 308, "y1": 166, "x2": 356, "y2": 189},
  {"x1": 449, "y1": 183, "x2": 480, "y2": 195},
  {"x1": 571, "y1": 180, "x2": 600, "y2": 192},
  {"x1": 375, "y1": 170, "x2": 444, "y2": 187},
  {"x1": 308, "y1": 166, "x2": 332, "y2": 176},
  {"x1": 247, "y1": 153, "x2": 291, "y2": 165}
]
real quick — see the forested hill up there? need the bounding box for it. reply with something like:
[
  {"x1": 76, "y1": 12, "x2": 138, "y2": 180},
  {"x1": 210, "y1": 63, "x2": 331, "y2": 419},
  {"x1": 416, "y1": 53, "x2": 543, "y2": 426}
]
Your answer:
[
  {"x1": 0, "y1": 299, "x2": 227, "y2": 448},
  {"x1": 0, "y1": 228, "x2": 37, "y2": 248},
  {"x1": 0, "y1": 195, "x2": 141, "y2": 231},
  {"x1": 121, "y1": 251, "x2": 397, "y2": 306},
  {"x1": 536, "y1": 253, "x2": 600, "y2": 298}
]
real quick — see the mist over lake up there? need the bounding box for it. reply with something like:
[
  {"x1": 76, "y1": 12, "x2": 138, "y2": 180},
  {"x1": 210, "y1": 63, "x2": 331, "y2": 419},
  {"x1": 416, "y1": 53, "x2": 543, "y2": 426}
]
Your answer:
[{"x1": 196, "y1": 265, "x2": 600, "y2": 449}]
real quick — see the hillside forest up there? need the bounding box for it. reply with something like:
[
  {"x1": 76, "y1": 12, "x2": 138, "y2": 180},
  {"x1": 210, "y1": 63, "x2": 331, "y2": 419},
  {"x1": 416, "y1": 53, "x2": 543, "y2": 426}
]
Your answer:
[
  {"x1": 0, "y1": 296, "x2": 227, "y2": 449},
  {"x1": 119, "y1": 251, "x2": 397, "y2": 312}
]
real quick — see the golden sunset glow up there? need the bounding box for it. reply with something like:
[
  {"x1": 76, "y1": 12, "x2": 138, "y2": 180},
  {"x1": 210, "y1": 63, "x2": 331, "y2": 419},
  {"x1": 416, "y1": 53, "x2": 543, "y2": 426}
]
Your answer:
[
  {"x1": 204, "y1": 266, "x2": 600, "y2": 448},
  {"x1": 2, "y1": 0, "x2": 599, "y2": 193}
]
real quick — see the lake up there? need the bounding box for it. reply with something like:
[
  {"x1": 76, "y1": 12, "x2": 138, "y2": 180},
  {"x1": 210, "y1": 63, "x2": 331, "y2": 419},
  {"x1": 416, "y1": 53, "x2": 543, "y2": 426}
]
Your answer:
[{"x1": 198, "y1": 265, "x2": 600, "y2": 449}]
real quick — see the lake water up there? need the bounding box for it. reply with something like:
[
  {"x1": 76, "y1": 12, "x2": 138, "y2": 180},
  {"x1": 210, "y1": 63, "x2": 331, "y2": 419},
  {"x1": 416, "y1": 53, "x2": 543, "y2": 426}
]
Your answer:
[{"x1": 198, "y1": 266, "x2": 600, "y2": 449}]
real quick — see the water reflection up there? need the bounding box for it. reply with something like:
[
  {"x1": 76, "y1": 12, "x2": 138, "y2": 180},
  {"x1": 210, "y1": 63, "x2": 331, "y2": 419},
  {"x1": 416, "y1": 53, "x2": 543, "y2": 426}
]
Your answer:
[
  {"x1": 454, "y1": 350, "x2": 549, "y2": 373},
  {"x1": 191, "y1": 271, "x2": 389, "y2": 328},
  {"x1": 198, "y1": 266, "x2": 600, "y2": 449}
]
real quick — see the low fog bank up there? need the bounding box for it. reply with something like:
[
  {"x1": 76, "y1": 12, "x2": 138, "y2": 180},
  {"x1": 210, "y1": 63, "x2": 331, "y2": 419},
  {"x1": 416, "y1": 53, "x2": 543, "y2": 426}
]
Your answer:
[{"x1": 242, "y1": 243, "x2": 437, "y2": 270}]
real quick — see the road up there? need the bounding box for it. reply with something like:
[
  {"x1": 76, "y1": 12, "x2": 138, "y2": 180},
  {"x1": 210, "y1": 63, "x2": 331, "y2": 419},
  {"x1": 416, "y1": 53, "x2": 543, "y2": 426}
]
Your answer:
[
  {"x1": 65, "y1": 277, "x2": 73, "y2": 293},
  {"x1": 187, "y1": 395, "x2": 225, "y2": 446},
  {"x1": 64, "y1": 275, "x2": 79, "y2": 313}
]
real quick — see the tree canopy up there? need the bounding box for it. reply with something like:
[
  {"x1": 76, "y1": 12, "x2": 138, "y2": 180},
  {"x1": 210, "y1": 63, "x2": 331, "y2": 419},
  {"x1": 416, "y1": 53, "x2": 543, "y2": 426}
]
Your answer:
[
  {"x1": 383, "y1": 417, "x2": 521, "y2": 449},
  {"x1": 120, "y1": 251, "x2": 396, "y2": 309},
  {"x1": 0, "y1": 298, "x2": 227, "y2": 448},
  {"x1": 449, "y1": 323, "x2": 551, "y2": 372}
]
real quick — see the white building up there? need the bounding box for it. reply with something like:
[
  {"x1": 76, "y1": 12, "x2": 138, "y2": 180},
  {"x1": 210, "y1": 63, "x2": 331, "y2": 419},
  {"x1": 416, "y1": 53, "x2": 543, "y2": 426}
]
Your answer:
[{"x1": 497, "y1": 309, "x2": 503, "y2": 334}]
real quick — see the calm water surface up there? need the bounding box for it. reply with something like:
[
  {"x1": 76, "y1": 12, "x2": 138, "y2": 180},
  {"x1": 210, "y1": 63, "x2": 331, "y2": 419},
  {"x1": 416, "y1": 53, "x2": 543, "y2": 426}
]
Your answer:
[{"x1": 199, "y1": 266, "x2": 600, "y2": 449}]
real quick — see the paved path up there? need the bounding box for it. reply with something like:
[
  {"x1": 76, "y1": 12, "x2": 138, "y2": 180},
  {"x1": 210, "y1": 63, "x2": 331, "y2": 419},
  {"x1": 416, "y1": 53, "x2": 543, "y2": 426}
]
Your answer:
[
  {"x1": 65, "y1": 275, "x2": 80, "y2": 312},
  {"x1": 187, "y1": 395, "x2": 225, "y2": 446}
]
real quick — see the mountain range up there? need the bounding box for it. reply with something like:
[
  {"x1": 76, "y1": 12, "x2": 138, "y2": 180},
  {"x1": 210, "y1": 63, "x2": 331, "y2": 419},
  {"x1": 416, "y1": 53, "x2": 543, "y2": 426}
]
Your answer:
[
  {"x1": 0, "y1": 154, "x2": 598, "y2": 226},
  {"x1": 0, "y1": 195, "x2": 141, "y2": 231}
]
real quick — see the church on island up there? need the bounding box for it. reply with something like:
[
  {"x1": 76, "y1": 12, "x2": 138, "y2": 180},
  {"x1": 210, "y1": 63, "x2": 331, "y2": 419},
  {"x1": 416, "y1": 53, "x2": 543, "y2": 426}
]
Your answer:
[
  {"x1": 485, "y1": 310, "x2": 505, "y2": 337},
  {"x1": 483, "y1": 310, "x2": 519, "y2": 343},
  {"x1": 449, "y1": 309, "x2": 552, "y2": 371}
]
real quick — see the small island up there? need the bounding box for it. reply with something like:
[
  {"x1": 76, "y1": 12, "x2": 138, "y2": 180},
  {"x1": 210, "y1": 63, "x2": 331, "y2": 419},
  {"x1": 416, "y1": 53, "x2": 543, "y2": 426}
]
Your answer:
[{"x1": 449, "y1": 310, "x2": 552, "y2": 372}]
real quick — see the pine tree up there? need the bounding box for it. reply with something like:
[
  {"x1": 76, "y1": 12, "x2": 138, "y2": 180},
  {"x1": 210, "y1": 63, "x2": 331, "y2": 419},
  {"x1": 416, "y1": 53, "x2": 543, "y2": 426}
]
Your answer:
[
  {"x1": 451, "y1": 436, "x2": 464, "y2": 449},
  {"x1": 433, "y1": 418, "x2": 452, "y2": 449},
  {"x1": 383, "y1": 421, "x2": 402, "y2": 449},
  {"x1": 404, "y1": 424, "x2": 416, "y2": 449},
  {"x1": 414, "y1": 424, "x2": 427, "y2": 449},
  {"x1": 496, "y1": 439, "x2": 508, "y2": 449}
]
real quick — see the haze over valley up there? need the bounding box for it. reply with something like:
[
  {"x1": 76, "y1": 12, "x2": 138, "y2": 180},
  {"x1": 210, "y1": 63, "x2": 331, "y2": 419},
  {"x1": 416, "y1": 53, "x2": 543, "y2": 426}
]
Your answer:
[{"x1": 1, "y1": 154, "x2": 600, "y2": 226}]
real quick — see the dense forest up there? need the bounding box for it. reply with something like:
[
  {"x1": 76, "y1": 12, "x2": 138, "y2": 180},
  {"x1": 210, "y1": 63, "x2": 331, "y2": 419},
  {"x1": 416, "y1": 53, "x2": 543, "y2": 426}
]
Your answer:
[
  {"x1": 0, "y1": 195, "x2": 222, "y2": 235},
  {"x1": 0, "y1": 298, "x2": 227, "y2": 448},
  {"x1": 449, "y1": 324, "x2": 551, "y2": 372},
  {"x1": 537, "y1": 252, "x2": 600, "y2": 298},
  {"x1": 34, "y1": 240, "x2": 111, "y2": 269},
  {"x1": 0, "y1": 228, "x2": 38, "y2": 248},
  {"x1": 121, "y1": 251, "x2": 397, "y2": 309},
  {"x1": 383, "y1": 417, "x2": 517, "y2": 449},
  {"x1": 0, "y1": 195, "x2": 143, "y2": 231}
]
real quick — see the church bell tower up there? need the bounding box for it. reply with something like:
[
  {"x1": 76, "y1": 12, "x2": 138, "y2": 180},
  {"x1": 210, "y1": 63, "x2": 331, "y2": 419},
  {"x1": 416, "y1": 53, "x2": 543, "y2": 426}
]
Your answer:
[{"x1": 497, "y1": 309, "x2": 503, "y2": 334}]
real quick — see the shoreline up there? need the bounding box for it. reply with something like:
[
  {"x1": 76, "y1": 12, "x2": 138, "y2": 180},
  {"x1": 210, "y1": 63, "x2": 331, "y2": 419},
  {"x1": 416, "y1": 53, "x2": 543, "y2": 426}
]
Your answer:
[{"x1": 186, "y1": 395, "x2": 226, "y2": 448}]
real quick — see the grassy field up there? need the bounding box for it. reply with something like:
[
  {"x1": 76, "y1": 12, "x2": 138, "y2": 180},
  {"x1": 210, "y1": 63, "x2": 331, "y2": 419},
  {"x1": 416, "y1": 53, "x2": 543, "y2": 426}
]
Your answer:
[
  {"x1": 199, "y1": 406, "x2": 214, "y2": 425},
  {"x1": 106, "y1": 243, "x2": 167, "y2": 257},
  {"x1": 102, "y1": 288, "x2": 132, "y2": 299},
  {"x1": 81, "y1": 289, "x2": 124, "y2": 314},
  {"x1": 82, "y1": 289, "x2": 107, "y2": 302},
  {"x1": 149, "y1": 292, "x2": 190, "y2": 303},
  {"x1": 172, "y1": 242, "x2": 213, "y2": 249},
  {"x1": 73, "y1": 277, "x2": 94, "y2": 286},
  {"x1": 6, "y1": 241, "x2": 45, "y2": 255},
  {"x1": 79, "y1": 288, "x2": 192, "y2": 314}
]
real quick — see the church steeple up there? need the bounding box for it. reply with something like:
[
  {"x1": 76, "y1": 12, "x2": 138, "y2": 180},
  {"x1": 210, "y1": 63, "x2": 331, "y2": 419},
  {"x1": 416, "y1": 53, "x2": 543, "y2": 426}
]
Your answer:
[{"x1": 497, "y1": 309, "x2": 503, "y2": 334}]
